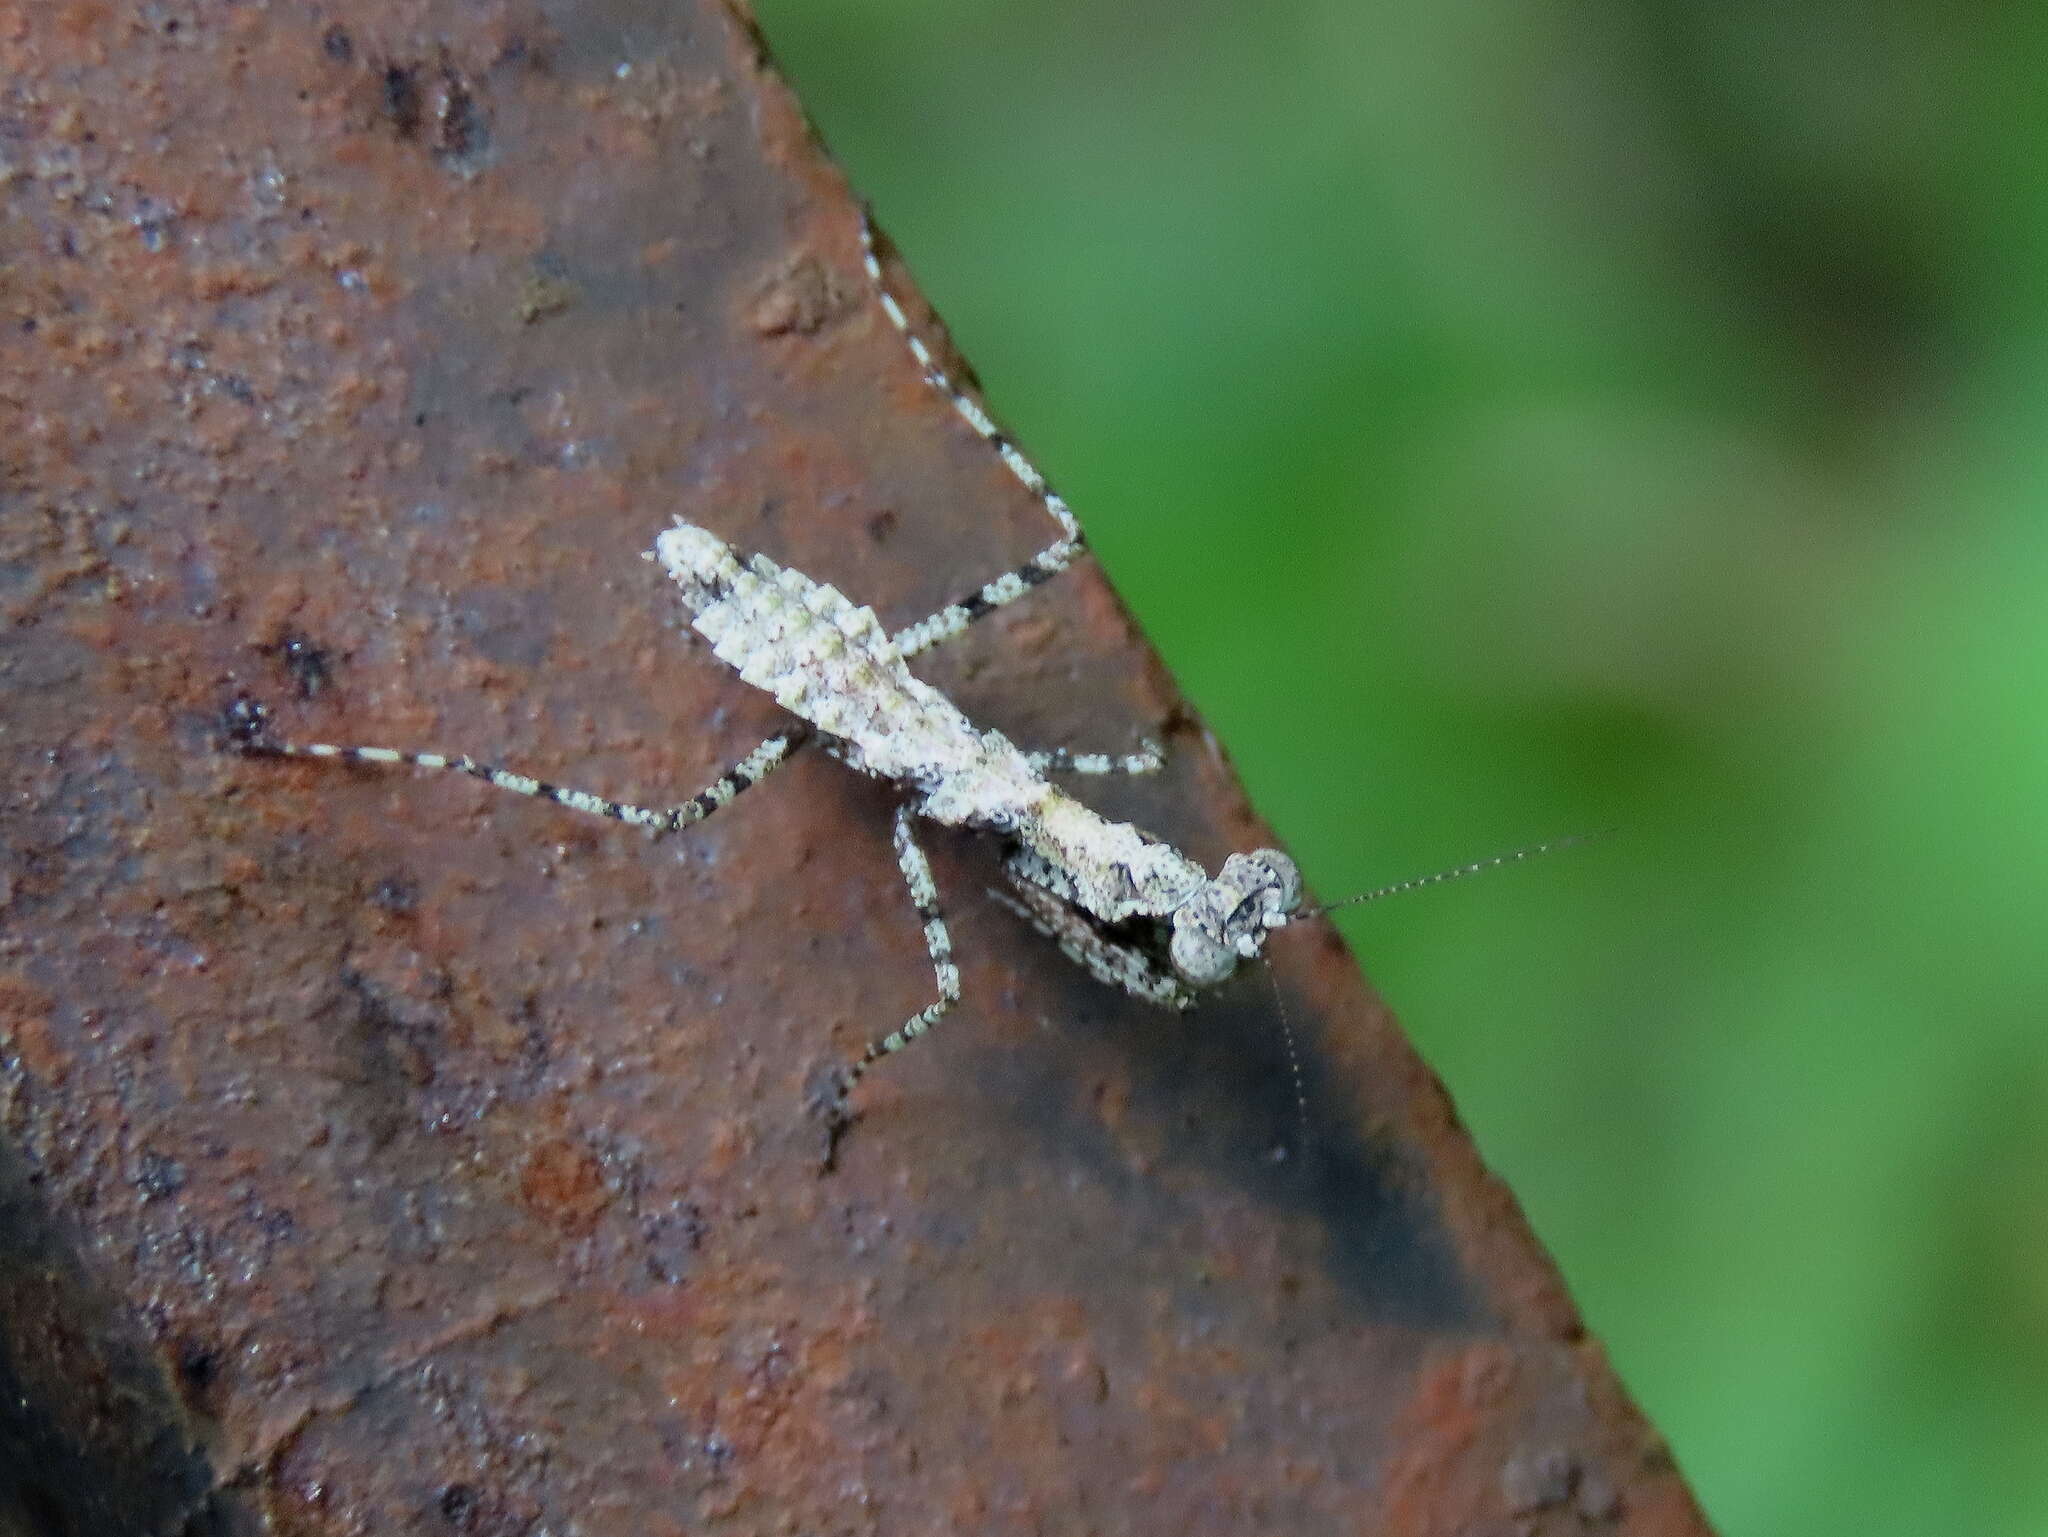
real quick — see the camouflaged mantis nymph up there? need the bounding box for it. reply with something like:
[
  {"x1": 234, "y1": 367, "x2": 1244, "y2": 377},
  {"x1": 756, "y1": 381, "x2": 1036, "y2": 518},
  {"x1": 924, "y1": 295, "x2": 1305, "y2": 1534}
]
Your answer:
[{"x1": 236, "y1": 212, "x2": 1568, "y2": 1133}]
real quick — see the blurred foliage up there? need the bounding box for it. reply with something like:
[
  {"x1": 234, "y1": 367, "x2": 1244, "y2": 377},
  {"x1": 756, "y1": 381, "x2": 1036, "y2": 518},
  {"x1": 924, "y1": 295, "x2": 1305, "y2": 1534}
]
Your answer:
[{"x1": 751, "y1": 1, "x2": 2048, "y2": 1530}]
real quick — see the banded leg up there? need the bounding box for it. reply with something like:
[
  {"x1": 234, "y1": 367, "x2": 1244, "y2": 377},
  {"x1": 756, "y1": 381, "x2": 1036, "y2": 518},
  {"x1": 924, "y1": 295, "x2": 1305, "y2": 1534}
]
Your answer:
[
  {"x1": 859, "y1": 210, "x2": 1087, "y2": 660},
  {"x1": 840, "y1": 805, "x2": 962, "y2": 1095},
  {"x1": 240, "y1": 720, "x2": 808, "y2": 834},
  {"x1": 1024, "y1": 740, "x2": 1164, "y2": 777},
  {"x1": 993, "y1": 866, "x2": 1195, "y2": 1012}
]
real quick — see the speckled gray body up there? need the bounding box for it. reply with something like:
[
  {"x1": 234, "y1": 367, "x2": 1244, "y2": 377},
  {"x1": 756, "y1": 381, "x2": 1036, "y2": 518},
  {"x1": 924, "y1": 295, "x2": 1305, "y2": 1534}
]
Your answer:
[{"x1": 655, "y1": 521, "x2": 1302, "y2": 1005}]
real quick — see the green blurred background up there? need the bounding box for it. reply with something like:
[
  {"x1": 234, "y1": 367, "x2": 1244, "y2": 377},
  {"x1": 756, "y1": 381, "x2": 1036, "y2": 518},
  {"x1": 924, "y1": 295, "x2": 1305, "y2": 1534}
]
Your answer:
[{"x1": 750, "y1": 2, "x2": 2048, "y2": 1530}]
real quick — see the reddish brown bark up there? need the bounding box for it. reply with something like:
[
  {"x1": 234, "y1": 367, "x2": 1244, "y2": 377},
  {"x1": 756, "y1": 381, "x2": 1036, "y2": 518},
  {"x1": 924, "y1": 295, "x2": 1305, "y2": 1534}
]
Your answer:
[{"x1": 0, "y1": 2, "x2": 1712, "y2": 1532}]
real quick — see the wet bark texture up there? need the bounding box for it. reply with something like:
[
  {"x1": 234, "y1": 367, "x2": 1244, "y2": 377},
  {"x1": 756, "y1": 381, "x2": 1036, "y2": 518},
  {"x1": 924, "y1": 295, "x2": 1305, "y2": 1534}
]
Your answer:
[{"x1": 0, "y1": 3, "x2": 1713, "y2": 1533}]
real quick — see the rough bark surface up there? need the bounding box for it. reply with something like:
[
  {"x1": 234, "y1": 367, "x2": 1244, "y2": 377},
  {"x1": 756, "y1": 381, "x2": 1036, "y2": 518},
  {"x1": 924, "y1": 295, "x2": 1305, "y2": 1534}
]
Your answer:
[{"x1": 0, "y1": 2, "x2": 1714, "y2": 1533}]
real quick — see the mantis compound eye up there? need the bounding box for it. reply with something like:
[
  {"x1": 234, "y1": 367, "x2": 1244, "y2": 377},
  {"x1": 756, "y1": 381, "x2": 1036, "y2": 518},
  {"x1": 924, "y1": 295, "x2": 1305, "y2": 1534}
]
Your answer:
[{"x1": 1168, "y1": 849, "x2": 1302, "y2": 984}]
